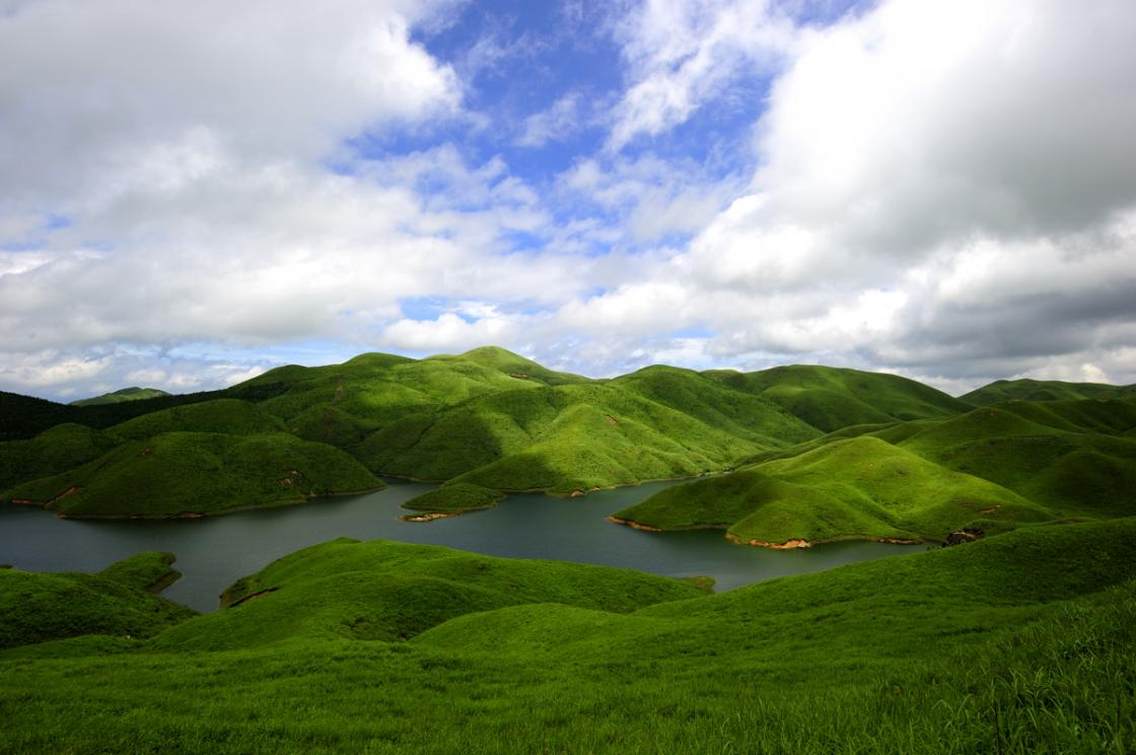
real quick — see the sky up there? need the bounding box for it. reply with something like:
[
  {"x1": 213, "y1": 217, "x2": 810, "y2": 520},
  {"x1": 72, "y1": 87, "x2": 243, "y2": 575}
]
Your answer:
[{"x1": 2, "y1": 0, "x2": 1136, "y2": 401}]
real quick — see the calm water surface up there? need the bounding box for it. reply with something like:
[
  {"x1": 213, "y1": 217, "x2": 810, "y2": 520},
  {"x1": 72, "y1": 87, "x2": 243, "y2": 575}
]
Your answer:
[{"x1": 0, "y1": 480, "x2": 922, "y2": 611}]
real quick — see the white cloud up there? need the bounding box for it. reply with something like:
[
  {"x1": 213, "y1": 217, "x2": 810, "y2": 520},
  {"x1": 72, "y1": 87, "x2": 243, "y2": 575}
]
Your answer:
[
  {"x1": 0, "y1": 0, "x2": 460, "y2": 216},
  {"x1": 607, "y1": 0, "x2": 797, "y2": 150},
  {"x1": 517, "y1": 92, "x2": 587, "y2": 148},
  {"x1": 565, "y1": 0, "x2": 1136, "y2": 388},
  {"x1": 5, "y1": 0, "x2": 1136, "y2": 400}
]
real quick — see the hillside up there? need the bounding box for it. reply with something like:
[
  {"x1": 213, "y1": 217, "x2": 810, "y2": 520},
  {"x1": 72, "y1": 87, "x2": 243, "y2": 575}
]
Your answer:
[
  {"x1": 0, "y1": 423, "x2": 120, "y2": 491},
  {"x1": 962, "y1": 377, "x2": 1136, "y2": 405},
  {"x1": 704, "y1": 364, "x2": 971, "y2": 432},
  {"x1": 1, "y1": 522, "x2": 1133, "y2": 751},
  {"x1": 3, "y1": 347, "x2": 1134, "y2": 519},
  {"x1": 362, "y1": 381, "x2": 803, "y2": 494},
  {"x1": 70, "y1": 386, "x2": 171, "y2": 406},
  {"x1": 613, "y1": 435, "x2": 1048, "y2": 545},
  {"x1": 0, "y1": 553, "x2": 194, "y2": 650},
  {"x1": 4, "y1": 432, "x2": 382, "y2": 517},
  {"x1": 153, "y1": 538, "x2": 705, "y2": 650},
  {"x1": 617, "y1": 398, "x2": 1136, "y2": 546},
  {"x1": 895, "y1": 404, "x2": 1136, "y2": 519}
]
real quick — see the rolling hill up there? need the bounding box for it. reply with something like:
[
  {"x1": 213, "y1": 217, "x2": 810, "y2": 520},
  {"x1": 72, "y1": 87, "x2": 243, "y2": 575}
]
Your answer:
[
  {"x1": 962, "y1": 377, "x2": 1136, "y2": 405},
  {"x1": 1, "y1": 522, "x2": 1133, "y2": 751},
  {"x1": 5, "y1": 432, "x2": 382, "y2": 517},
  {"x1": 616, "y1": 397, "x2": 1136, "y2": 546},
  {"x1": 4, "y1": 346, "x2": 1135, "y2": 522},
  {"x1": 0, "y1": 552, "x2": 193, "y2": 650}
]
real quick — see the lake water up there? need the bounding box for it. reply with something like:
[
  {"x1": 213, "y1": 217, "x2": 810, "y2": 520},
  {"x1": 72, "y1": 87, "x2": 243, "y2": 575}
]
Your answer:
[{"x1": 0, "y1": 479, "x2": 923, "y2": 612}]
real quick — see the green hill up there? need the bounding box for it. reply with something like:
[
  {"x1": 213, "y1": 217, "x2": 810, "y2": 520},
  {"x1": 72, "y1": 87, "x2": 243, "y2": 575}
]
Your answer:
[
  {"x1": 4, "y1": 348, "x2": 1133, "y2": 519},
  {"x1": 613, "y1": 435, "x2": 1048, "y2": 545},
  {"x1": 152, "y1": 538, "x2": 704, "y2": 651},
  {"x1": 611, "y1": 365, "x2": 821, "y2": 446},
  {"x1": 0, "y1": 382, "x2": 289, "y2": 441},
  {"x1": 3, "y1": 432, "x2": 382, "y2": 517},
  {"x1": 107, "y1": 398, "x2": 285, "y2": 439},
  {"x1": 0, "y1": 423, "x2": 119, "y2": 491},
  {"x1": 895, "y1": 404, "x2": 1136, "y2": 519},
  {"x1": 363, "y1": 381, "x2": 787, "y2": 494},
  {"x1": 255, "y1": 350, "x2": 820, "y2": 503},
  {"x1": 0, "y1": 553, "x2": 194, "y2": 650},
  {"x1": 70, "y1": 386, "x2": 171, "y2": 406},
  {"x1": 705, "y1": 364, "x2": 971, "y2": 432},
  {"x1": 962, "y1": 377, "x2": 1136, "y2": 405},
  {"x1": 1, "y1": 522, "x2": 1133, "y2": 751}
]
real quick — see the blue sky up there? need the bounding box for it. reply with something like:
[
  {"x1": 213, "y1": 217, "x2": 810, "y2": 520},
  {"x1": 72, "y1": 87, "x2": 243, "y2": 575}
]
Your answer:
[{"x1": 1, "y1": 0, "x2": 1135, "y2": 400}]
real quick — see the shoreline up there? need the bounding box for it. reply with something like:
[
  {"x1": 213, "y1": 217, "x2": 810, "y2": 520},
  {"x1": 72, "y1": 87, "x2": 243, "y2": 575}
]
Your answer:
[
  {"x1": 606, "y1": 514, "x2": 926, "y2": 549},
  {"x1": 4, "y1": 484, "x2": 389, "y2": 521}
]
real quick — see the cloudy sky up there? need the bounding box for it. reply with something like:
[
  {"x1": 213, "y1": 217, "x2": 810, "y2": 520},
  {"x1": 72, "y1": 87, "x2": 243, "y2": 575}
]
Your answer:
[{"x1": 2, "y1": 0, "x2": 1135, "y2": 400}]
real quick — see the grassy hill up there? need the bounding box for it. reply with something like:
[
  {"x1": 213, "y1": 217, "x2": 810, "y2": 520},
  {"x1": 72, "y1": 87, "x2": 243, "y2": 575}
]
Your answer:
[
  {"x1": 152, "y1": 538, "x2": 704, "y2": 650},
  {"x1": 962, "y1": 377, "x2": 1136, "y2": 405},
  {"x1": 216, "y1": 349, "x2": 827, "y2": 503},
  {"x1": 1, "y1": 522, "x2": 1133, "y2": 751},
  {"x1": 70, "y1": 386, "x2": 171, "y2": 406},
  {"x1": 614, "y1": 435, "x2": 1049, "y2": 545},
  {"x1": 617, "y1": 398, "x2": 1136, "y2": 546},
  {"x1": 0, "y1": 553, "x2": 194, "y2": 650},
  {"x1": 705, "y1": 364, "x2": 971, "y2": 432},
  {"x1": 0, "y1": 381, "x2": 289, "y2": 441},
  {"x1": 364, "y1": 381, "x2": 798, "y2": 494},
  {"x1": 895, "y1": 404, "x2": 1136, "y2": 519},
  {"x1": 4, "y1": 347, "x2": 1134, "y2": 519},
  {"x1": 107, "y1": 398, "x2": 285, "y2": 439},
  {"x1": 0, "y1": 423, "x2": 120, "y2": 491},
  {"x1": 3, "y1": 432, "x2": 382, "y2": 517}
]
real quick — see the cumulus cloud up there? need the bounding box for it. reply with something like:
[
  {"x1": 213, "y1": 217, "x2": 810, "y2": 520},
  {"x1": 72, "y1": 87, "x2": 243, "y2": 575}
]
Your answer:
[
  {"x1": 607, "y1": 0, "x2": 798, "y2": 150},
  {"x1": 0, "y1": 0, "x2": 460, "y2": 213},
  {"x1": 566, "y1": 0, "x2": 1136, "y2": 390},
  {"x1": 3, "y1": 0, "x2": 1136, "y2": 399}
]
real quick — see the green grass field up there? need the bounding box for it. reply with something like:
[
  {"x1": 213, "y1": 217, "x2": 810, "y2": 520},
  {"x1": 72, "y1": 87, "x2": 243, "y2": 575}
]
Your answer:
[
  {"x1": 0, "y1": 552, "x2": 193, "y2": 650},
  {"x1": 1, "y1": 521, "x2": 1132, "y2": 752}
]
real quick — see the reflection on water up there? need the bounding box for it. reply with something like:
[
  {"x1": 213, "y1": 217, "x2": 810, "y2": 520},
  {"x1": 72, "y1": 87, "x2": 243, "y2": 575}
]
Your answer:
[{"x1": 0, "y1": 480, "x2": 923, "y2": 612}]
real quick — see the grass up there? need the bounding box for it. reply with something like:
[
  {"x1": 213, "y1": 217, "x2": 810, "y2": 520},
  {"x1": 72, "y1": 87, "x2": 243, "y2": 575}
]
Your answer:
[
  {"x1": 704, "y1": 363, "x2": 972, "y2": 432},
  {"x1": 158, "y1": 538, "x2": 705, "y2": 650},
  {"x1": 401, "y1": 483, "x2": 504, "y2": 514},
  {"x1": 0, "y1": 520, "x2": 1133, "y2": 752},
  {"x1": 615, "y1": 436, "x2": 1049, "y2": 544},
  {"x1": 107, "y1": 398, "x2": 285, "y2": 439},
  {"x1": 98, "y1": 552, "x2": 184, "y2": 593},
  {"x1": 895, "y1": 404, "x2": 1136, "y2": 519},
  {"x1": 4, "y1": 432, "x2": 382, "y2": 517},
  {"x1": 0, "y1": 422, "x2": 119, "y2": 491},
  {"x1": 0, "y1": 554, "x2": 194, "y2": 650},
  {"x1": 618, "y1": 399, "x2": 1136, "y2": 545}
]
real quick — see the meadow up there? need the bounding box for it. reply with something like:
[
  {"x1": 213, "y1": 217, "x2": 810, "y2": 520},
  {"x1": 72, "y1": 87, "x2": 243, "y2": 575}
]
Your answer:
[{"x1": 0, "y1": 520, "x2": 1132, "y2": 753}]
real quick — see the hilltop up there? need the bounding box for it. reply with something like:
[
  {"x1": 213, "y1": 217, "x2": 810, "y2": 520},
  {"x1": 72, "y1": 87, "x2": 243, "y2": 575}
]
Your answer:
[
  {"x1": 70, "y1": 386, "x2": 171, "y2": 407},
  {"x1": 962, "y1": 377, "x2": 1136, "y2": 405}
]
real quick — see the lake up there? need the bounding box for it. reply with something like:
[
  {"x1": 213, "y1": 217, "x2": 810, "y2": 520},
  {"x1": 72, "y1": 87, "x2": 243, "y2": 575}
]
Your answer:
[{"x1": 0, "y1": 479, "x2": 924, "y2": 612}]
